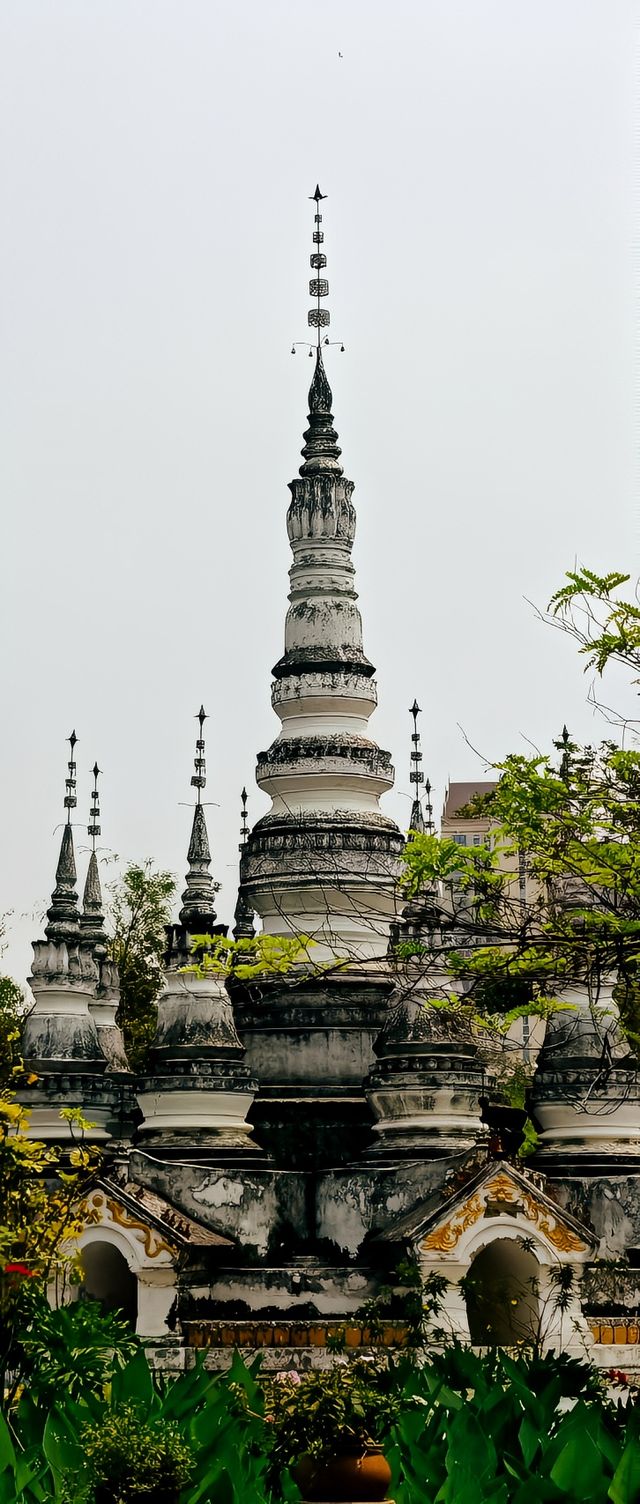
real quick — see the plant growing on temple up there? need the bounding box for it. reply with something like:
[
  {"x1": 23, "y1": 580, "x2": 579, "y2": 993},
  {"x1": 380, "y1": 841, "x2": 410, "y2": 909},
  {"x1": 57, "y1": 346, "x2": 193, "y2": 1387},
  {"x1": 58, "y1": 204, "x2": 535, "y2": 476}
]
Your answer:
[
  {"x1": 354, "y1": 1262, "x2": 451, "y2": 1349},
  {"x1": 0, "y1": 1096, "x2": 100, "y2": 1412},
  {"x1": 106, "y1": 861, "x2": 175, "y2": 1070}
]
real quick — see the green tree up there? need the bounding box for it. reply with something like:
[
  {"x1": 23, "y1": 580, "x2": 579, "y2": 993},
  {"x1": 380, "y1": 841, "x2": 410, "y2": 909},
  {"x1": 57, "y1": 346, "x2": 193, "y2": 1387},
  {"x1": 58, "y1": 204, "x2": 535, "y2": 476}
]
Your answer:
[
  {"x1": 0, "y1": 1097, "x2": 100, "y2": 1411},
  {"x1": 397, "y1": 567, "x2": 640, "y2": 1069},
  {"x1": 0, "y1": 975, "x2": 26, "y2": 1087},
  {"x1": 548, "y1": 566, "x2": 640, "y2": 686},
  {"x1": 0, "y1": 910, "x2": 27, "y2": 1088},
  {"x1": 106, "y1": 862, "x2": 175, "y2": 1072}
]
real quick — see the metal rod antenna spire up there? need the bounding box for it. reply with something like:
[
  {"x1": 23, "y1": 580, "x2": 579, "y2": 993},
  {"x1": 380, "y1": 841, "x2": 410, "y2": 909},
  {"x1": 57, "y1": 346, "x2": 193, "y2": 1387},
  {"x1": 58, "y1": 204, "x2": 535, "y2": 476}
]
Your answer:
[
  {"x1": 64, "y1": 730, "x2": 78, "y2": 825},
  {"x1": 409, "y1": 700, "x2": 424, "y2": 788},
  {"x1": 240, "y1": 787, "x2": 249, "y2": 850},
  {"x1": 408, "y1": 700, "x2": 426, "y2": 835},
  {"x1": 191, "y1": 705, "x2": 207, "y2": 806},
  {"x1": 292, "y1": 187, "x2": 344, "y2": 356},
  {"x1": 309, "y1": 184, "x2": 329, "y2": 350},
  {"x1": 424, "y1": 777, "x2": 435, "y2": 834},
  {"x1": 88, "y1": 762, "x2": 101, "y2": 851}
]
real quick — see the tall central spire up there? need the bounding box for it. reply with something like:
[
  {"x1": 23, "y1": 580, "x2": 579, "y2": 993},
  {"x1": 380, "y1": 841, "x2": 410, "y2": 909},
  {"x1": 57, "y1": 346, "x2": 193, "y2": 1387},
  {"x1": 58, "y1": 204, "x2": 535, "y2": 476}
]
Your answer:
[{"x1": 241, "y1": 190, "x2": 403, "y2": 961}]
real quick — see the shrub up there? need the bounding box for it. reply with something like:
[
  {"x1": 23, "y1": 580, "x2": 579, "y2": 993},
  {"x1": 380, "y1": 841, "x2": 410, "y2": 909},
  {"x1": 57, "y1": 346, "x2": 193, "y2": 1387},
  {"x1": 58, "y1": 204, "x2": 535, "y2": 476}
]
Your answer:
[{"x1": 82, "y1": 1402, "x2": 194, "y2": 1502}]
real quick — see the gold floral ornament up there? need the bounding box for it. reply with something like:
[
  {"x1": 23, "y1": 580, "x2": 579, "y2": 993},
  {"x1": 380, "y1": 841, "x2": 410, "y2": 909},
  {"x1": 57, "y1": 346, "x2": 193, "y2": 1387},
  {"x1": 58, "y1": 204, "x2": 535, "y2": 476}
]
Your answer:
[
  {"x1": 421, "y1": 1196, "x2": 484, "y2": 1253},
  {"x1": 82, "y1": 1190, "x2": 174, "y2": 1260},
  {"x1": 420, "y1": 1172, "x2": 588, "y2": 1257},
  {"x1": 486, "y1": 1174, "x2": 588, "y2": 1254}
]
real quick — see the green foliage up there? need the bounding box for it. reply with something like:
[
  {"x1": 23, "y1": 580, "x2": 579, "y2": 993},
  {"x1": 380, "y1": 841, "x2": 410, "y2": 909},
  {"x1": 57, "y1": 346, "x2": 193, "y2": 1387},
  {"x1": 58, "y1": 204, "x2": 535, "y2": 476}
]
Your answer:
[
  {"x1": 265, "y1": 1355, "x2": 407, "y2": 1471},
  {"x1": 3, "y1": 1345, "x2": 640, "y2": 1503},
  {"x1": 387, "y1": 1345, "x2": 632, "y2": 1504},
  {"x1": 397, "y1": 720, "x2": 640, "y2": 1071},
  {"x1": 82, "y1": 1402, "x2": 194, "y2": 1501},
  {"x1": 354, "y1": 1264, "x2": 450, "y2": 1348},
  {"x1": 517, "y1": 1116, "x2": 540, "y2": 1158},
  {"x1": 396, "y1": 565, "x2": 640, "y2": 1064},
  {"x1": 0, "y1": 979, "x2": 25, "y2": 1089},
  {"x1": 106, "y1": 862, "x2": 175, "y2": 1071},
  {"x1": 18, "y1": 1298, "x2": 138, "y2": 1407},
  {"x1": 5, "y1": 1349, "x2": 272, "y2": 1504},
  {"x1": 549, "y1": 567, "x2": 640, "y2": 681},
  {"x1": 0, "y1": 1097, "x2": 101, "y2": 1414},
  {"x1": 186, "y1": 931, "x2": 316, "y2": 981}
]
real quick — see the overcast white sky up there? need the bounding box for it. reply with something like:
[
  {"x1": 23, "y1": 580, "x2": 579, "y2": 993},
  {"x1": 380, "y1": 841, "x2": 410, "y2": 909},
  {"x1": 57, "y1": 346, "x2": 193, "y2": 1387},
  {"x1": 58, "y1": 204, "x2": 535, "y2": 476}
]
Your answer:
[{"x1": 1, "y1": 0, "x2": 637, "y2": 987}]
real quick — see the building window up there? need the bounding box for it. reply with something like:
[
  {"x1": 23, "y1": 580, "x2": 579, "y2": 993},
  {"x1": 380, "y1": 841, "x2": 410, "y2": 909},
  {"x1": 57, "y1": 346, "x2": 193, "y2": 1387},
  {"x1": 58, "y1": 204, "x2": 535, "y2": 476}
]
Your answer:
[{"x1": 453, "y1": 833, "x2": 467, "y2": 846}]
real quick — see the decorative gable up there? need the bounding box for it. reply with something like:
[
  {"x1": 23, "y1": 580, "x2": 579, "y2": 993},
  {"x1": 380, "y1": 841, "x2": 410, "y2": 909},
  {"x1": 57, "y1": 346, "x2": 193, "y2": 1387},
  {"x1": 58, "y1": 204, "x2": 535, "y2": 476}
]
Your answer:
[
  {"x1": 79, "y1": 1177, "x2": 234, "y2": 1270},
  {"x1": 380, "y1": 1160, "x2": 595, "y2": 1267},
  {"x1": 83, "y1": 1187, "x2": 176, "y2": 1265}
]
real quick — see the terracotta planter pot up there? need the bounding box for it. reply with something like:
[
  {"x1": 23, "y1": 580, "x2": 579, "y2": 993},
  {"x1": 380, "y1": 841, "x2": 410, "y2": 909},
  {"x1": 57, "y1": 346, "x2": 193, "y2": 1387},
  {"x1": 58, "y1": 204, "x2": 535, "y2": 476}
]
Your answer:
[{"x1": 293, "y1": 1444, "x2": 392, "y2": 1502}]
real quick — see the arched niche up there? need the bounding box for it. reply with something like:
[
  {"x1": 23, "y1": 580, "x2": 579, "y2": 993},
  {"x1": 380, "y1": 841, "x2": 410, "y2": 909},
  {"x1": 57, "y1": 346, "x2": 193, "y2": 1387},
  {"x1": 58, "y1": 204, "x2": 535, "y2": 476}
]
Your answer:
[
  {"x1": 80, "y1": 1239, "x2": 138, "y2": 1326},
  {"x1": 464, "y1": 1237, "x2": 541, "y2": 1346}
]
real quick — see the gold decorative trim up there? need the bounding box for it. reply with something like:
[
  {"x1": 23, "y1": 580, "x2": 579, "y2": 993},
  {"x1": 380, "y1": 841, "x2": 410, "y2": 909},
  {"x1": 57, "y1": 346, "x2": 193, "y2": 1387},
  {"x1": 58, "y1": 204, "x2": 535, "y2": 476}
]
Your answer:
[
  {"x1": 486, "y1": 1175, "x2": 588, "y2": 1254},
  {"x1": 421, "y1": 1196, "x2": 484, "y2": 1253},
  {"x1": 485, "y1": 1172, "x2": 517, "y2": 1202},
  {"x1": 420, "y1": 1173, "x2": 588, "y2": 1258},
  {"x1": 82, "y1": 1191, "x2": 175, "y2": 1260}
]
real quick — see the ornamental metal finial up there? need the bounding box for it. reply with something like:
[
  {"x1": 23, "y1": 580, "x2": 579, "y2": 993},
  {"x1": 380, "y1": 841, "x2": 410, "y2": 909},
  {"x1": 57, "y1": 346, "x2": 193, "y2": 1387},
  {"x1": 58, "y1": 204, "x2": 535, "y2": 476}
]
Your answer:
[
  {"x1": 309, "y1": 184, "x2": 329, "y2": 348},
  {"x1": 44, "y1": 734, "x2": 80, "y2": 942},
  {"x1": 64, "y1": 730, "x2": 78, "y2": 824},
  {"x1": 191, "y1": 705, "x2": 207, "y2": 806},
  {"x1": 424, "y1": 776, "x2": 435, "y2": 835},
  {"x1": 179, "y1": 707, "x2": 217, "y2": 929},
  {"x1": 407, "y1": 701, "x2": 435, "y2": 837},
  {"x1": 240, "y1": 786, "x2": 249, "y2": 851},
  {"x1": 233, "y1": 786, "x2": 256, "y2": 940},
  {"x1": 88, "y1": 762, "x2": 101, "y2": 851},
  {"x1": 291, "y1": 187, "x2": 345, "y2": 362},
  {"x1": 409, "y1": 700, "x2": 426, "y2": 835},
  {"x1": 294, "y1": 189, "x2": 346, "y2": 477},
  {"x1": 82, "y1": 761, "x2": 106, "y2": 949}
]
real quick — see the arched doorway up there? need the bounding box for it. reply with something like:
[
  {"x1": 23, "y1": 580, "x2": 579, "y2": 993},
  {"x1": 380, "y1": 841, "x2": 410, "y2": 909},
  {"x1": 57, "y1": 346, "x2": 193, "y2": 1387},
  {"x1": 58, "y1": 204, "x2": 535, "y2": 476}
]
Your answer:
[
  {"x1": 80, "y1": 1240, "x2": 138, "y2": 1326},
  {"x1": 465, "y1": 1238, "x2": 540, "y2": 1345}
]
